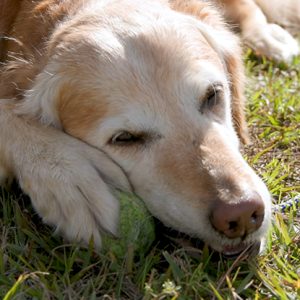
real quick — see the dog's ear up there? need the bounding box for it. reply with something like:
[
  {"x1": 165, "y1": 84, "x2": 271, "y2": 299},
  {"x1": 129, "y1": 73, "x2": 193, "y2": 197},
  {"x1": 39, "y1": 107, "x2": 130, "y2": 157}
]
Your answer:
[
  {"x1": 223, "y1": 48, "x2": 250, "y2": 145},
  {"x1": 196, "y1": 22, "x2": 250, "y2": 144}
]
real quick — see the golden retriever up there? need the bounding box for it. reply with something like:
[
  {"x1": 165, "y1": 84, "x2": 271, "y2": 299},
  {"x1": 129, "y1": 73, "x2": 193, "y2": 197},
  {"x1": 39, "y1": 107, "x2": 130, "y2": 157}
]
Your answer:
[{"x1": 0, "y1": 0, "x2": 298, "y2": 256}]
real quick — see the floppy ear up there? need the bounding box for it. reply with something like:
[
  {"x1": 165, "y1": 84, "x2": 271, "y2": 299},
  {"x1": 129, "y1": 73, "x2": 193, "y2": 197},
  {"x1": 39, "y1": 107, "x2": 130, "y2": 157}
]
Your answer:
[{"x1": 223, "y1": 47, "x2": 250, "y2": 145}]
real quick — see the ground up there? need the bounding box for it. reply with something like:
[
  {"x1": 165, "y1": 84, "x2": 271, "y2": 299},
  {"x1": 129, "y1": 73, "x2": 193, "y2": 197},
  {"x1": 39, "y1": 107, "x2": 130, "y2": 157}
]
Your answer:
[{"x1": 0, "y1": 50, "x2": 299, "y2": 299}]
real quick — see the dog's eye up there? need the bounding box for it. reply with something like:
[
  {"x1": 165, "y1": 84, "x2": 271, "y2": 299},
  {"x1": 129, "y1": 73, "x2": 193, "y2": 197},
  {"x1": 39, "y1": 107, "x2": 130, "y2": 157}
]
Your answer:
[
  {"x1": 201, "y1": 84, "x2": 223, "y2": 112},
  {"x1": 110, "y1": 131, "x2": 143, "y2": 145}
]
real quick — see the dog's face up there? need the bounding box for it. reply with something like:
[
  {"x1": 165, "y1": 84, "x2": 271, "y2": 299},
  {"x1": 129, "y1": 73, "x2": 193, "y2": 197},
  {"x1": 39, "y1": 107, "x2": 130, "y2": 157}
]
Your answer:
[{"x1": 21, "y1": 8, "x2": 271, "y2": 255}]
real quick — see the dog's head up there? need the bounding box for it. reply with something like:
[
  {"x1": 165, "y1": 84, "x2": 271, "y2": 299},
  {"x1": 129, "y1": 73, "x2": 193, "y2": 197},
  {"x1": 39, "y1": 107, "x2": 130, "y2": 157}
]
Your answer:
[{"x1": 19, "y1": 2, "x2": 271, "y2": 256}]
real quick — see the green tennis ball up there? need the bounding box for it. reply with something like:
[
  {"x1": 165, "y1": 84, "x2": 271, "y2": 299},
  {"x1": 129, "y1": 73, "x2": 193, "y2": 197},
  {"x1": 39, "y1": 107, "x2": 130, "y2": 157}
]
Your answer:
[{"x1": 102, "y1": 193, "x2": 155, "y2": 260}]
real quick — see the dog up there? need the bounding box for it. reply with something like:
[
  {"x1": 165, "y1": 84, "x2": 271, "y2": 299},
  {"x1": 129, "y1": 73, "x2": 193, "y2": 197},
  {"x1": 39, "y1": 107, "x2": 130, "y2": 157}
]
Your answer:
[{"x1": 0, "y1": 0, "x2": 298, "y2": 256}]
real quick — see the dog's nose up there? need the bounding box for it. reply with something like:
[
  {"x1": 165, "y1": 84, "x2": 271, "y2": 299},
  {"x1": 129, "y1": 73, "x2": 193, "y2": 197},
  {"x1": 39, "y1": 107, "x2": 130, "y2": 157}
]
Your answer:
[{"x1": 210, "y1": 195, "x2": 265, "y2": 239}]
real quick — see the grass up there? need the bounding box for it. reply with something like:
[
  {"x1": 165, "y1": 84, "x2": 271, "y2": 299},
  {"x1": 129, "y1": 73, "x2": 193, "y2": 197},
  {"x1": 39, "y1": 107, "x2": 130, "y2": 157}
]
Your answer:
[{"x1": 1, "y1": 50, "x2": 300, "y2": 299}]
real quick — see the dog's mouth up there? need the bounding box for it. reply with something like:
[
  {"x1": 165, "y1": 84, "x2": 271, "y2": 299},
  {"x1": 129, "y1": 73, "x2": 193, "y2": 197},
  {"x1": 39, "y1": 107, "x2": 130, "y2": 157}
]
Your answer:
[
  {"x1": 222, "y1": 243, "x2": 249, "y2": 257},
  {"x1": 219, "y1": 241, "x2": 261, "y2": 258},
  {"x1": 155, "y1": 219, "x2": 262, "y2": 258}
]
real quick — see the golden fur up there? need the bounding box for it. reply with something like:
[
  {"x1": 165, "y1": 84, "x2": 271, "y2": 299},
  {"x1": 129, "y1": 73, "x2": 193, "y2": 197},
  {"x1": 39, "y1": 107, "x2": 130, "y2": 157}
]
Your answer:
[{"x1": 0, "y1": 0, "x2": 298, "y2": 253}]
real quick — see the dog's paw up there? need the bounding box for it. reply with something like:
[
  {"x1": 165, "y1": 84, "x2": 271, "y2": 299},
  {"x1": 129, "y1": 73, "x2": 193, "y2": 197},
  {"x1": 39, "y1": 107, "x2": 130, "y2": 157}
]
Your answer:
[
  {"x1": 243, "y1": 23, "x2": 299, "y2": 62},
  {"x1": 16, "y1": 132, "x2": 131, "y2": 249}
]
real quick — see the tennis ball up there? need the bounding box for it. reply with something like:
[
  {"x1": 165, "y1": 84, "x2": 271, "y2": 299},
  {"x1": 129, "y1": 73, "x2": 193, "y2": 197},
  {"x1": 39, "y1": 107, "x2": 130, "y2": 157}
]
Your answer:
[{"x1": 102, "y1": 192, "x2": 155, "y2": 260}]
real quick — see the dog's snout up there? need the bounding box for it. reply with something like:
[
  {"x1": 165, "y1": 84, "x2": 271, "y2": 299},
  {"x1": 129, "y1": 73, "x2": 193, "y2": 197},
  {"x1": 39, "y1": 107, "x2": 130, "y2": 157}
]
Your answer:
[{"x1": 210, "y1": 195, "x2": 265, "y2": 239}]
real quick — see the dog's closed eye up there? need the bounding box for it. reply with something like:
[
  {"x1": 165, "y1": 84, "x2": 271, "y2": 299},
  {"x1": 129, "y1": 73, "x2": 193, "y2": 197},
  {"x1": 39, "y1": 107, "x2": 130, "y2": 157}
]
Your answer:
[
  {"x1": 110, "y1": 131, "x2": 145, "y2": 146},
  {"x1": 109, "y1": 131, "x2": 162, "y2": 147},
  {"x1": 200, "y1": 83, "x2": 224, "y2": 113}
]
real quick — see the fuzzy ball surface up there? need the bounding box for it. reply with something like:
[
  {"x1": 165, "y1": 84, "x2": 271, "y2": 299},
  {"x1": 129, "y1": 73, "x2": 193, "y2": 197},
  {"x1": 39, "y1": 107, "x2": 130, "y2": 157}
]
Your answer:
[{"x1": 102, "y1": 193, "x2": 155, "y2": 259}]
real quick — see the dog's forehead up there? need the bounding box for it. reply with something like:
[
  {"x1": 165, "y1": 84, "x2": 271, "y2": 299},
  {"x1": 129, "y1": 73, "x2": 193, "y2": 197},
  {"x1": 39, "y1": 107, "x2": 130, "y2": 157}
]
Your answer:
[
  {"x1": 72, "y1": 14, "x2": 224, "y2": 78},
  {"x1": 85, "y1": 24, "x2": 227, "y2": 102}
]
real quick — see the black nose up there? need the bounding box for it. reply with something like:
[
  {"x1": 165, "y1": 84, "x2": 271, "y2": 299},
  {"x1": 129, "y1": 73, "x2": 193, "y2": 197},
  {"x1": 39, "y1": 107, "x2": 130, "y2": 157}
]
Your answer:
[{"x1": 210, "y1": 194, "x2": 265, "y2": 239}]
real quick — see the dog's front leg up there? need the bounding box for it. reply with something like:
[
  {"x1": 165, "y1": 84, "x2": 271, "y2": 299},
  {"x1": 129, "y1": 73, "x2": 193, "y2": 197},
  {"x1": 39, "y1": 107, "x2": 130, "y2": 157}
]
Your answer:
[{"x1": 0, "y1": 101, "x2": 131, "y2": 248}]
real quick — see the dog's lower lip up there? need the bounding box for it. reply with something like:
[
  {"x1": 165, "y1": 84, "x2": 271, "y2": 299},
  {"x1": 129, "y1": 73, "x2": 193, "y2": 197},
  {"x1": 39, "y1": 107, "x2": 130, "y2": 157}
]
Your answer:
[
  {"x1": 221, "y1": 241, "x2": 261, "y2": 258},
  {"x1": 222, "y1": 243, "x2": 249, "y2": 257}
]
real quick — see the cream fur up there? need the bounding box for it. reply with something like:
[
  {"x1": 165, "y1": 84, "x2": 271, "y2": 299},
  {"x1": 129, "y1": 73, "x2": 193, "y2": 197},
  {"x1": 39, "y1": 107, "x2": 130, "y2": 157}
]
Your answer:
[{"x1": 1, "y1": 0, "x2": 297, "y2": 252}]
